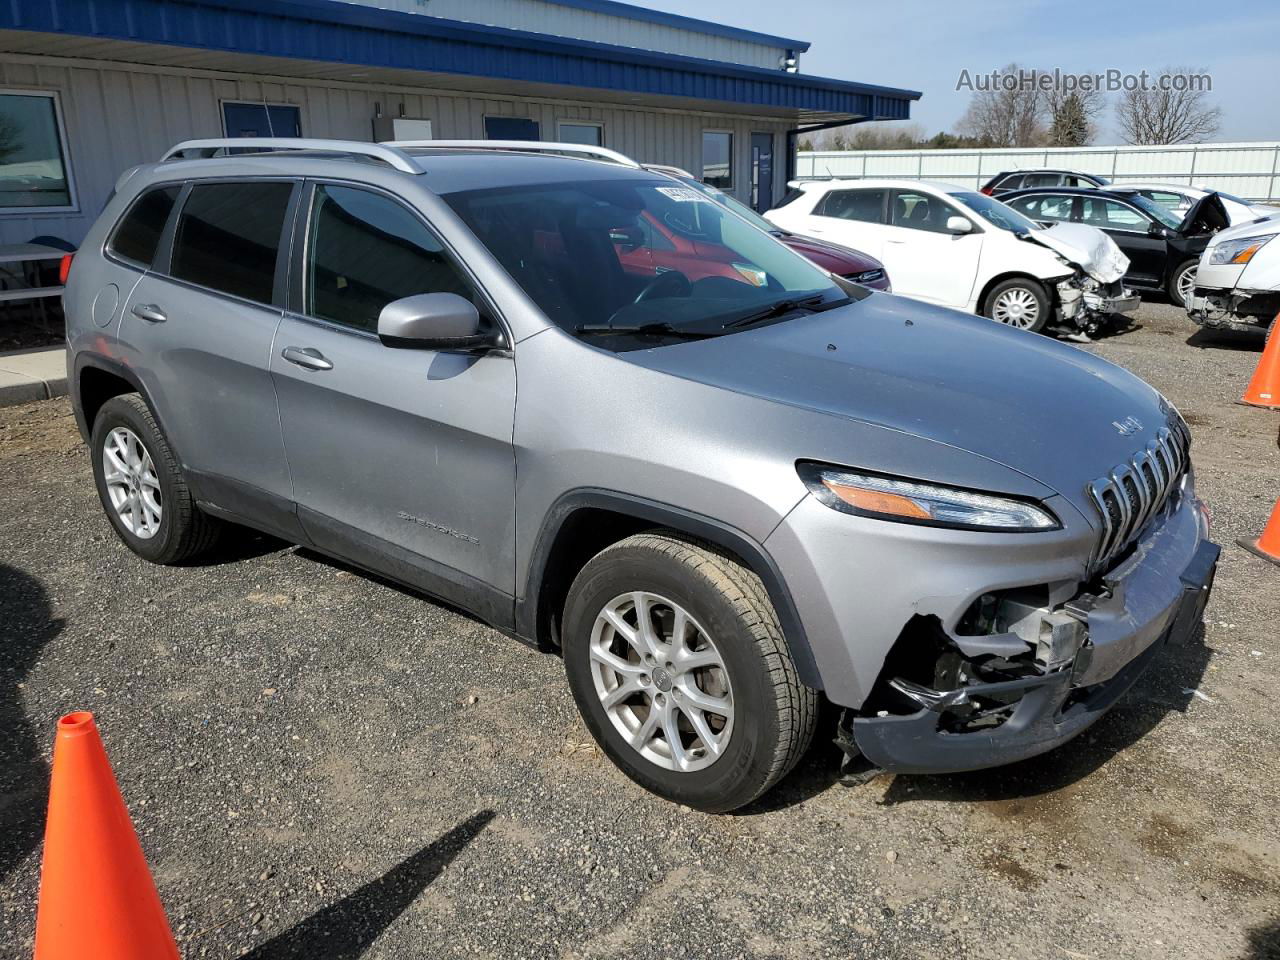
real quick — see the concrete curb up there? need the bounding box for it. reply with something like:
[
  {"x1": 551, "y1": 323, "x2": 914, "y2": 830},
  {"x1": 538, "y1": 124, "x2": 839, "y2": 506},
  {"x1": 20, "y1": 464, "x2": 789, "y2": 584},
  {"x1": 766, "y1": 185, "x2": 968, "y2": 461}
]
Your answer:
[{"x1": 0, "y1": 347, "x2": 69, "y2": 408}]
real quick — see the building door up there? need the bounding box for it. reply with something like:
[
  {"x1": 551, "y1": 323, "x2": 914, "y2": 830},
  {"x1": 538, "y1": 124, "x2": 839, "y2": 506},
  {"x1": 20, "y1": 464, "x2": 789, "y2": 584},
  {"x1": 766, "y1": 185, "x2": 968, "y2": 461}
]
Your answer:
[
  {"x1": 222, "y1": 102, "x2": 302, "y2": 138},
  {"x1": 751, "y1": 133, "x2": 774, "y2": 212},
  {"x1": 484, "y1": 117, "x2": 540, "y2": 140}
]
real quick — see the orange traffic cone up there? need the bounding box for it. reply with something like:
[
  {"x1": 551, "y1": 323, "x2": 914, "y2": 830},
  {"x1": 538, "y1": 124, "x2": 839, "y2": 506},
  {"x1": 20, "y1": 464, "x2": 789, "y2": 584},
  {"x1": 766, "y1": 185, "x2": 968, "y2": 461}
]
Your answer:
[
  {"x1": 1238, "y1": 497, "x2": 1280, "y2": 568},
  {"x1": 1240, "y1": 316, "x2": 1280, "y2": 409},
  {"x1": 33, "y1": 712, "x2": 180, "y2": 960}
]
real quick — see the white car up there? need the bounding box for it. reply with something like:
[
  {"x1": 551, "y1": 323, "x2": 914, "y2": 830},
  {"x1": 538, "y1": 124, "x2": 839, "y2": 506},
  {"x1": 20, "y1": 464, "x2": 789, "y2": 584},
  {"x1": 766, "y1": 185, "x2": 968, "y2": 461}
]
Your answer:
[
  {"x1": 1187, "y1": 217, "x2": 1280, "y2": 333},
  {"x1": 765, "y1": 179, "x2": 1137, "y2": 336},
  {"x1": 1113, "y1": 182, "x2": 1280, "y2": 226}
]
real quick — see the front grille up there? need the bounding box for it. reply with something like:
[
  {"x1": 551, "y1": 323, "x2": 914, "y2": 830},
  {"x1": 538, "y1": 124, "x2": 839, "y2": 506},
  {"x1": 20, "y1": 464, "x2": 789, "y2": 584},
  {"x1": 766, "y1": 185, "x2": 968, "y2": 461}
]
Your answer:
[
  {"x1": 843, "y1": 268, "x2": 885, "y2": 285},
  {"x1": 1086, "y1": 422, "x2": 1189, "y2": 572}
]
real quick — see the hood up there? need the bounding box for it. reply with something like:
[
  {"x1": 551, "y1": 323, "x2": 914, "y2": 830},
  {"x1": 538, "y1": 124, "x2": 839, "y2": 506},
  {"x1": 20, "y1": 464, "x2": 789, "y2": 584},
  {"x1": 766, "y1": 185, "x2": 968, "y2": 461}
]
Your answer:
[
  {"x1": 776, "y1": 232, "x2": 883, "y2": 274},
  {"x1": 1177, "y1": 192, "x2": 1230, "y2": 236},
  {"x1": 623, "y1": 294, "x2": 1180, "y2": 520},
  {"x1": 1026, "y1": 222, "x2": 1129, "y2": 284}
]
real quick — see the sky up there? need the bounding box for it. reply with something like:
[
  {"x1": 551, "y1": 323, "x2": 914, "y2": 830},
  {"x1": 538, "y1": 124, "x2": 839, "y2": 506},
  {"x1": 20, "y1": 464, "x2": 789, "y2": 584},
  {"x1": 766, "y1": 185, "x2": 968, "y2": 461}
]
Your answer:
[{"x1": 627, "y1": 0, "x2": 1280, "y2": 143}]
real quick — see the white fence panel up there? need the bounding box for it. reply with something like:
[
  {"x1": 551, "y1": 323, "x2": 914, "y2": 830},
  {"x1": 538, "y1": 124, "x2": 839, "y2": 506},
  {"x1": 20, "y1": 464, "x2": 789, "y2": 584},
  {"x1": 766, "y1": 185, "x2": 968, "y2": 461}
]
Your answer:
[{"x1": 795, "y1": 141, "x2": 1280, "y2": 201}]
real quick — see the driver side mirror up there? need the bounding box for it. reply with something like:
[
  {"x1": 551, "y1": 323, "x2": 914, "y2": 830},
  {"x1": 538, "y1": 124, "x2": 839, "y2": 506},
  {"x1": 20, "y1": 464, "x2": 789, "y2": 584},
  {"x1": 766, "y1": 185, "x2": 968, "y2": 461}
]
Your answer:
[
  {"x1": 1147, "y1": 221, "x2": 1168, "y2": 238},
  {"x1": 377, "y1": 293, "x2": 502, "y2": 351},
  {"x1": 946, "y1": 216, "x2": 974, "y2": 235}
]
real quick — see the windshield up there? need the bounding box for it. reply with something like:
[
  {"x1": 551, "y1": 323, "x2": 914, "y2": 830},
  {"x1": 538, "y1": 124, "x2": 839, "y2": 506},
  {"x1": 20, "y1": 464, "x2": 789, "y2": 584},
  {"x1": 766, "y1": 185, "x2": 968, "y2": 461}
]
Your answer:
[
  {"x1": 444, "y1": 178, "x2": 847, "y2": 349},
  {"x1": 952, "y1": 191, "x2": 1042, "y2": 233},
  {"x1": 1126, "y1": 193, "x2": 1183, "y2": 229}
]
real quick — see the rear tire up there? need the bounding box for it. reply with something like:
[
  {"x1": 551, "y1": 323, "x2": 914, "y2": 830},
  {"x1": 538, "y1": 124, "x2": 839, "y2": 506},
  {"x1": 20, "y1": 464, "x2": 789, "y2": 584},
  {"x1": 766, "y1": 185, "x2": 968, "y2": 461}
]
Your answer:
[
  {"x1": 562, "y1": 531, "x2": 818, "y2": 812},
  {"x1": 983, "y1": 277, "x2": 1049, "y2": 333},
  {"x1": 90, "y1": 394, "x2": 222, "y2": 565},
  {"x1": 1168, "y1": 260, "x2": 1197, "y2": 309}
]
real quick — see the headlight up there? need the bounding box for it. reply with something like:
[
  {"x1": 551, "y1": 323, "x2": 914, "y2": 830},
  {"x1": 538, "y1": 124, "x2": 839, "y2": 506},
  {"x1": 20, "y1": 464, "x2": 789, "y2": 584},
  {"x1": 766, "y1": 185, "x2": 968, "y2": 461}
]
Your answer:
[
  {"x1": 1209, "y1": 233, "x2": 1276, "y2": 265},
  {"x1": 798, "y1": 463, "x2": 1060, "y2": 532}
]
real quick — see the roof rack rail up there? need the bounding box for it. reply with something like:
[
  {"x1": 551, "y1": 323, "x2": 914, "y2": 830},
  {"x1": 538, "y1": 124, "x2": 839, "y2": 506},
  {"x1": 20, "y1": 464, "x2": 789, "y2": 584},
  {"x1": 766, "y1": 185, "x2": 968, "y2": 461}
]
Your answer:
[
  {"x1": 387, "y1": 140, "x2": 642, "y2": 168},
  {"x1": 160, "y1": 138, "x2": 421, "y2": 174}
]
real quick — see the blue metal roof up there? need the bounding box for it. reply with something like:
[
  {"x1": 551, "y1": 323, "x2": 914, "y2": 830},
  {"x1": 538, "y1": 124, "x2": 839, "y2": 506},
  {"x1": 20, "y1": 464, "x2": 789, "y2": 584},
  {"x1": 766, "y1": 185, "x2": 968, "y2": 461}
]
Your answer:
[
  {"x1": 3, "y1": 0, "x2": 918, "y2": 121},
  {"x1": 523, "y1": 0, "x2": 811, "y2": 53}
]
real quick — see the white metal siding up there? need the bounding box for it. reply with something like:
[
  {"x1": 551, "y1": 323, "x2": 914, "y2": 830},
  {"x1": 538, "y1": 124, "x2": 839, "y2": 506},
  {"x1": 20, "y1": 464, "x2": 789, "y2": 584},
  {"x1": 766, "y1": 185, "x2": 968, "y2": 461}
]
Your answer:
[
  {"x1": 0, "y1": 56, "x2": 793, "y2": 246},
  {"x1": 340, "y1": 0, "x2": 789, "y2": 69},
  {"x1": 796, "y1": 142, "x2": 1280, "y2": 201}
]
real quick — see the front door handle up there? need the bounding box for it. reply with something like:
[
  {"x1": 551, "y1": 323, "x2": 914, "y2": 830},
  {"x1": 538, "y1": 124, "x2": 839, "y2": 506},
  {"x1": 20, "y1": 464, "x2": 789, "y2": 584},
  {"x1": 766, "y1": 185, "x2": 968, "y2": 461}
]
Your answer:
[
  {"x1": 281, "y1": 346, "x2": 333, "y2": 371},
  {"x1": 131, "y1": 303, "x2": 167, "y2": 323}
]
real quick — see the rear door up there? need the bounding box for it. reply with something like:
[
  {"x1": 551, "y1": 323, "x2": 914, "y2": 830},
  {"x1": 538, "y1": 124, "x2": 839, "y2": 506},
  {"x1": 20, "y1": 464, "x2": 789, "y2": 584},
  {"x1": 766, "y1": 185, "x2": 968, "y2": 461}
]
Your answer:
[
  {"x1": 803, "y1": 187, "x2": 887, "y2": 259},
  {"x1": 118, "y1": 178, "x2": 300, "y2": 535},
  {"x1": 1077, "y1": 196, "x2": 1164, "y2": 286},
  {"x1": 879, "y1": 188, "x2": 982, "y2": 307},
  {"x1": 270, "y1": 181, "x2": 518, "y2": 606}
]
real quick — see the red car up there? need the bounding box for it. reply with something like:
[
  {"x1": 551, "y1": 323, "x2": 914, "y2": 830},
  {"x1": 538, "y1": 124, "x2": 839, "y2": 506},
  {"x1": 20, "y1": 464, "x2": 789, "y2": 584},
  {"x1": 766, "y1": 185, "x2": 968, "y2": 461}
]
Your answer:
[{"x1": 646, "y1": 167, "x2": 890, "y2": 291}]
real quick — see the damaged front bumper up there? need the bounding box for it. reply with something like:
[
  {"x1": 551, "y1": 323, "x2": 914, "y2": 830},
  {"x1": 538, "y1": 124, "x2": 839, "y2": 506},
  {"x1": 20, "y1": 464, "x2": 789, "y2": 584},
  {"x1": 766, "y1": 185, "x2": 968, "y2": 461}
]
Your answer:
[
  {"x1": 1187, "y1": 286, "x2": 1279, "y2": 332},
  {"x1": 1058, "y1": 276, "x2": 1140, "y2": 330},
  {"x1": 849, "y1": 498, "x2": 1218, "y2": 775}
]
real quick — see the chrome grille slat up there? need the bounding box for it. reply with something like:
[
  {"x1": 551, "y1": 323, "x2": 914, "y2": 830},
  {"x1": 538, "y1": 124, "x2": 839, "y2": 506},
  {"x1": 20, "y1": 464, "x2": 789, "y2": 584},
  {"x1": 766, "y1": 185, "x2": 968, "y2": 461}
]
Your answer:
[{"x1": 1086, "y1": 426, "x2": 1189, "y2": 572}]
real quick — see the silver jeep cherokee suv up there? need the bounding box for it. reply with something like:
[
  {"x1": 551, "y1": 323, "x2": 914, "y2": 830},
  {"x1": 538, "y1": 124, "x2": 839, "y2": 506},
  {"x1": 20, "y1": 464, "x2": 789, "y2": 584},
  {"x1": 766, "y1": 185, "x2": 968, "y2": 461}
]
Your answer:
[{"x1": 65, "y1": 139, "x2": 1219, "y2": 812}]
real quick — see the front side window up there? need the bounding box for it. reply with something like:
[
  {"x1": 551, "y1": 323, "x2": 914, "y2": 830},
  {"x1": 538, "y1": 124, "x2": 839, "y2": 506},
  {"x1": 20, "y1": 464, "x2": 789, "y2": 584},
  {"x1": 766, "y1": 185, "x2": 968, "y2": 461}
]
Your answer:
[
  {"x1": 0, "y1": 92, "x2": 73, "y2": 210},
  {"x1": 108, "y1": 186, "x2": 181, "y2": 267},
  {"x1": 170, "y1": 181, "x2": 293, "y2": 303},
  {"x1": 444, "y1": 178, "x2": 847, "y2": 350},
  {"x1": 558, "y1": 122, "x2": 604, "y2": 146},
  {"x1": 702, "y1": 132, "x2": 733, "y2": 189},
  {"x1": 890, "y1": 191, "x2": 964, "y2": 234},
  {"x1": 816, "y1": 189, "x2": 886, "y2": 223},
  {"x1": 306, "y1": 184, "x2": 472, "y2": 332},
  {"x1": 1080, "y1": 198, "x2": 1151, "y2": 232}
]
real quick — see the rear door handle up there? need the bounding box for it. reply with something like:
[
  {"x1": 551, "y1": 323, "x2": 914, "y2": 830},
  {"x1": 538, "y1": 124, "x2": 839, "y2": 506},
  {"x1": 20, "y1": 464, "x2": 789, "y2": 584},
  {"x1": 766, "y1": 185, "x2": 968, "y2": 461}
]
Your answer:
[
  {"x1": 281, "y1": 346, "x2": 333, "y2": 371},
  {"x1": 131, "y1": 303, "x2": 167, "y2": 323}
]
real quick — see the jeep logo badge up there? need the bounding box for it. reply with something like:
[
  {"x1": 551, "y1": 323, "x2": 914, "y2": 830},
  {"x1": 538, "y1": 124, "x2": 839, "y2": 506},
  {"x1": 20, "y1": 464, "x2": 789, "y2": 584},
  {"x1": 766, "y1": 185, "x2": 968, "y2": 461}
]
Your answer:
[{"x1": 1112, "y1": 416, "x2": 1143, "y2": 436}]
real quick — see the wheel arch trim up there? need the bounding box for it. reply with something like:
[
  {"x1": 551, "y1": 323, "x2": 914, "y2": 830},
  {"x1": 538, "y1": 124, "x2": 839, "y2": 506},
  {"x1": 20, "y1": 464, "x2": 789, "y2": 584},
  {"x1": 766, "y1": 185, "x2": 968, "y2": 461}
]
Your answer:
[{"x1": 520, "y1": 488, "x2": 823, "y2": 689}]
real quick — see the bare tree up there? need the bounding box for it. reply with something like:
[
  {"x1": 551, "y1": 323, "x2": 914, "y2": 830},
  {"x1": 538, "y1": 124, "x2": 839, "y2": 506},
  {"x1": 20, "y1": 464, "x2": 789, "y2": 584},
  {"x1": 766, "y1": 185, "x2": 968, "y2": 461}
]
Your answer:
[
  {"x1": 1116, "y1": 67, "x2": 1221, "y2": 144},
  {"x1": 956, "y1": 63, "x2": 1046, "y2": 147},
  {"x1": 1046, "y1": 88, "x2": 1105, "y2": 146}
]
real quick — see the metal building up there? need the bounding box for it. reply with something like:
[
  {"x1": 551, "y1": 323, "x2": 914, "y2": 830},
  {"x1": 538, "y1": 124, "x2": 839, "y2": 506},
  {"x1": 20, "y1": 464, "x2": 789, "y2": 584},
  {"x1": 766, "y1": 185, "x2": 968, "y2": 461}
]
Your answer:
[{"x1": 0, "y1": 0, "x2": 919, "y2": 247}]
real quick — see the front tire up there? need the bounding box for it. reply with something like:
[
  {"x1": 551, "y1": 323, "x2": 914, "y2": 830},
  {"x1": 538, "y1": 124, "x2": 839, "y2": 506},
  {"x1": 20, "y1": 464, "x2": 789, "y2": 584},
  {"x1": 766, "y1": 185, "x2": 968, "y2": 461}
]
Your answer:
[
  {"x1": 1168, "y1": 260, "x2": 1197, "y2": 309},
  {"x1": 562, "y1": 531, "x2": 818, "y2": 812},
  {"x1": 983, "y1": 277, "x2": 1049, "y2": 333},
  {"x1": 90, "y1": 394, "x2": 222, "y2": 564}
]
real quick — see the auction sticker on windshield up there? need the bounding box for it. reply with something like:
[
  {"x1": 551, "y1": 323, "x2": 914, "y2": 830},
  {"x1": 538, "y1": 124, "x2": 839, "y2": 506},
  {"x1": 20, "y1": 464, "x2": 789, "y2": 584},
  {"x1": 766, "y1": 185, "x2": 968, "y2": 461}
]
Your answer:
[{"x1": 655, "y1": 186, "x2": 711, "y2": 202}]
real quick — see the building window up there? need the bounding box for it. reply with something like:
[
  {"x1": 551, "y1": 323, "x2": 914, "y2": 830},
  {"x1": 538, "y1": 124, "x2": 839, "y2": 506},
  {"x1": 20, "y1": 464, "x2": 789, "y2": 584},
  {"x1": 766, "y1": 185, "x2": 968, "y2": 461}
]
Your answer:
[
  {"x1": 484, "y1": 117, "x2": 540, "y2": 141},
  {"x1": 557, "y1": 122, "x2": 604, "y2": 146},
  {"x1": 0, "y1": 91, "x2": 75, "y2": 211},
  {"x1": 702, "y1": 131, "x2": 733, "y2": 190},
  {"x1": 222, "y1": 101, "x2": 302, "y2": 138}
]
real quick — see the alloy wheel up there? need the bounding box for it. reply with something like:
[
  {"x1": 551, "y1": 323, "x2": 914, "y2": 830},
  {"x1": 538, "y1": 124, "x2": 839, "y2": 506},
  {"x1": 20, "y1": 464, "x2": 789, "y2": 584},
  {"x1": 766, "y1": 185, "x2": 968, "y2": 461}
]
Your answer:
[
  {"x1": 589, "y1": 591, "x2": 734, "y2": 772},
  {"x1": 1177, "y1": 264, "x2": 1197, "y2": 305},
  {"x1": 991, "y1": 287, "x2": 1041, "y2": 328},
  {"x1": 102, "y1": 426, "x2": 162, "y2": 539}
]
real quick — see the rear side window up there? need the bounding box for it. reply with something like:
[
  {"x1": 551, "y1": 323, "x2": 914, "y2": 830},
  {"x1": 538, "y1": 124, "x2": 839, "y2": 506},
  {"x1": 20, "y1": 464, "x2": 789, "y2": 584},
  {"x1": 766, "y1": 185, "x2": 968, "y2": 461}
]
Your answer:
[
  {"x1": 815, "y1": 189, "x2": 886, "y2": 223},
  {"x1": 171, "y1": 181, "x2": 293, "y2": 303},
  {"x1": 1021, "y1": 173, "x2": 1062, "y2": 188},
  {"x1": 108, "y1": 186, "x2": 180, "y2": 266},
  {"x1": 996, "y1": 174, "x2": 1024, "y2": 190},
  {"x1": 305, "y1": 184, "x2": 472, "y2": 332}
]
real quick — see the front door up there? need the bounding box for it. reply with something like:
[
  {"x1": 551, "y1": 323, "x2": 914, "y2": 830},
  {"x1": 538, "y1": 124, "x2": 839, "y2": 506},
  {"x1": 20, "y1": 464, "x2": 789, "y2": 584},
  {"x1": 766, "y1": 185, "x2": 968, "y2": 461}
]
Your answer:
[
  {"x1": 880, "y1": 188, "x2": 983, "y2": 308},
  {"x1": 118, "y1": 178, "x2": 300, "y2": 535},
  {"x1": 1077, "y1": 196, "x2": 1165, "y2": 287},
  {"x1": 750, "y1": 133, "x2": 774, "y2": 212},
  {"x1": 270, "y1": 182, "x2": 518, "y2": 607}
]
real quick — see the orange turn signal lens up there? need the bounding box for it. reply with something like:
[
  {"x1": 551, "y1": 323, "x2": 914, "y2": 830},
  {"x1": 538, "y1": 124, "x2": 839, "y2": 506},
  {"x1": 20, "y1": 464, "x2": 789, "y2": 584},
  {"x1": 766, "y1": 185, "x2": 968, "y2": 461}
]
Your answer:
[
  {"x1": 823, "y1": 480, "x2": 932, "y2": 520},
  {"x1": 1231, "y1": 243, "x2": 1264, "y2": 264}
]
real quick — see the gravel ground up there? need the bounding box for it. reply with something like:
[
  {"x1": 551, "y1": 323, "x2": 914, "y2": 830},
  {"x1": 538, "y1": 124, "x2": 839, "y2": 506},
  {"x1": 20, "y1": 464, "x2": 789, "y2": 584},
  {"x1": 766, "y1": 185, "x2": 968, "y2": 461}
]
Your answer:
[{"x1": 1, "y1": 302, "x2": 1278, "y2": 960}]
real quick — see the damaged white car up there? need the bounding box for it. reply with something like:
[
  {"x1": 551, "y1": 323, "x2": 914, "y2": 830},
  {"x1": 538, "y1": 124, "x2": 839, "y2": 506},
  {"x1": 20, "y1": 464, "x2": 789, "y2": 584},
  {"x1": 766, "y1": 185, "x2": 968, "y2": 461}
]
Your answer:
[
  {"x1": 766, "y1": 179, "x2": 1137, "y2": 339},
  {"x1": 1187, "y1": 217, "x2": 1280, "y2": 334}
]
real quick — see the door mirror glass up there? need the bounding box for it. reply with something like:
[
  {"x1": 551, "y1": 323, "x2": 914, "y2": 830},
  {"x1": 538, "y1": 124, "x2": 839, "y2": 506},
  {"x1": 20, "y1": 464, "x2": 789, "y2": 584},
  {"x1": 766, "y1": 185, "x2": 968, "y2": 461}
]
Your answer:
[
  {"x1": 1147, "y1": 220, "x2": 1167, "y2": 237},
  {"x1": 946, "y1": 215, "x2": 973, "y2": 234},
  {"x1": 377, "y1": 293, "x2": 494, "y2": 350}
]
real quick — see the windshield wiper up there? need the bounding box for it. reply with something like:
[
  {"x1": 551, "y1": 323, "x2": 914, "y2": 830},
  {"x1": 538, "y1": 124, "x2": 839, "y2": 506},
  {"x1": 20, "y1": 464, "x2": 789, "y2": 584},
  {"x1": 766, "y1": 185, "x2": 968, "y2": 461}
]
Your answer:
[
  {"x1": 721, "y1": 294, "x2": 849, "y2": 329},
  {"x1": 574, "y1": 322, "x2": 720, "y2": 339}
]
